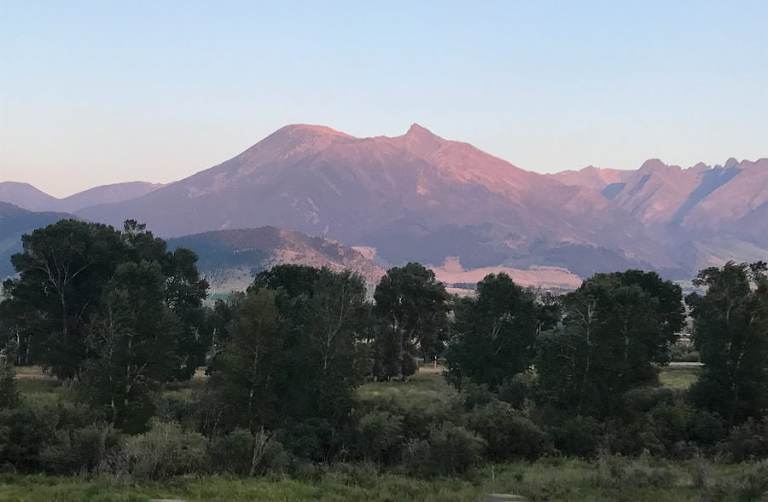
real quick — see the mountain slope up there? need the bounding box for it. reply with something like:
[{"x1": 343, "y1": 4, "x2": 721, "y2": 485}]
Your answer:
[
  {"x1": 0, "y1": 203, "x2": 73, "y2": 277},
  {"x1": 167, "y1": 227, "x2": 385, "y2": 293},
  {"x1": 0, "y1": 183, "x2": 59, "y2": 212},
  {"x1": 78, "y1": 123, "x2": 664, "y2": 277},
  {"x1": 0, "y1": 181, "x2": 160, "y2": 213}
]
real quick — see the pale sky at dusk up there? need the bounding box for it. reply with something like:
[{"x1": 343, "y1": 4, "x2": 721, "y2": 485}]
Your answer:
[{"x1": 2, "y1": 0, "x2": 767, "y2": 197}]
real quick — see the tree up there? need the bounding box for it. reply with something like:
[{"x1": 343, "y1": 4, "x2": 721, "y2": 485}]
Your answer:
[
  {"x1": 80, "y1": 261, "x2": 181, "y2": 432},
  {"x1": 210, "y1": 288, "x2": 284, "y2": 432},
  {"x1": 687, "y1": 262, "x2": 768, "y2": 424},
  {"x1": 537, "y1": 270, "x2": 685, "y2": 417},
  {"x1": 373, "y1": 263, "x2": 449, "y2": 379},
  {"x1": 445, "y1": 273, "x2": 538, "y2": 390},
  {"x1": 2, "y1": 220, "x2": 126, "y2": 378},
  {"x1": 251, "y1": 265, "x2": 370, "y2": 423},
  {"x1": 0, "y1": 219, "x2": 208, "y2": 382}
]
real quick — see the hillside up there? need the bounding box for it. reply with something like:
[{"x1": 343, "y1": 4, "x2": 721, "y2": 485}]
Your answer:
[
  {"x1": 4, "y1": 124, "x2": 767, "y2": 283},
  {"x1": 0, "y1": 181, "x2": 160, "y2": 213},
  {"x1": 0, "y1": 203, "x2": 73, "y2": 277},
  {"x1": 167, "y1": 227, "x2": 386, "y2": 293},
  {"x1": 77, "y1": 123, "x2": 663, "y2": 279}
]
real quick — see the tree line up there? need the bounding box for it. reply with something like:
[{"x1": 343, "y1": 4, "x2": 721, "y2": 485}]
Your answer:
[{"x1": 1, "y1": 219, "x2": 768, "y2": 478}]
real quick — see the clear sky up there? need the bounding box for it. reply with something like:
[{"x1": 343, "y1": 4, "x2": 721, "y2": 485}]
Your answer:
[{"x1": 2, "y1": 1, "x2": 767, "y2": 197}]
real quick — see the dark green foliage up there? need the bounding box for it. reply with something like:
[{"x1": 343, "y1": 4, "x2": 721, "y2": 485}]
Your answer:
[
  {"x1": 466, "y1": 400, "x2": 550, "y2": 460},
  {"x1": 718, "y1": 418, "x2": 768, "y2": 462},
  {"x1": 446, "y1": 273, "x2": 537, "y2": 390},
  {"x1": 537, "y1": 270, "x2": 685, "y2": 417},
  {"x1": 402, "y1": 423, "x2": 485, "y2": 476},
  {"x1": 0, "y1": 347, "x2": 18, "y2": 409},
  {"x1": 3, "y1": 220, "x2": 127, "y2": 378},
  {"x1": 80, "y1": 261, "x2": 182, "y2": 432},
  {"x1": 209, "y1": 288, "x2": 284, "y2": 432},
  {"x1": 0, "y1": 401, "x2": 107, "y2": 473},
  {"x1": 1, "y1": 219, "x2": 208, "y2": 383},
  {"x1": 356, "y1": 410, "x2": 405, "y2": 464},
  {"x1": 373, "y1": 263, "x2": 449, "y2": 379},
  {"x1": 38, "y1": 423, "x2": 122, "y2": 474},
  {"x1": 687, "y1": 261, "x2": 768, "y2": 424},
  {"x1": 549, "y1": 415, "x2": 602, "y2": 457},
  {"x1": 207, "y1": 428, "x2": 289, "y2": 475}
]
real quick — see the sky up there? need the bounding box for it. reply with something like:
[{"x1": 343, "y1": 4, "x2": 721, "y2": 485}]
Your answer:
[{"x1": 1, "y1": 1, "x2": 767, "y2": 197}]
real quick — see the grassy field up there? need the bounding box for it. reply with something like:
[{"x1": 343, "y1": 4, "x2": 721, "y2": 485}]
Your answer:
[
  {"x1": 0, "y1": 459, "x2": 758, "y2": 501},
  {"x1": 3, "y1": 364, "x2": 737, "y2": 502}
]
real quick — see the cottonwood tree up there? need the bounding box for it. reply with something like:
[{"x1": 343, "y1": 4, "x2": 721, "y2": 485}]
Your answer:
[
  {"x1": 537, "y1": 270, "x2": 685, "y2": 417},
  {"x1": 2, "y1": 220, "x2": 126, "y2": 378},
  {"x1": 250, "y1": 265, "x2": 369, "y2": 422},
  {"x1": 81, "y1": 261, "x2": 181, "y2": 432},
  {"x1": 446, "y1": 273, "x2": 538, "y2": 390},
  {"x1": 1, "y1": 220, "x2": 208, "y2": 381},
  {"x1": 373, "y1": 263, "x2": 449, "y2": 379},
  {"x1": 687, "y1": 261, "x2": 768, "y2": 424}
]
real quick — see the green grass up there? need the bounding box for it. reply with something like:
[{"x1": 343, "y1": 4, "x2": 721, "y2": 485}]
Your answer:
[
  {"x1": 0, "y1": 459, "x2": 757, "y2": 502},
  {"x1": 357, "y1": 366, "x2": 456, "y2": 407},
  {"x1": 659, "y1": 367, "x2": 701, "y2": 390}
]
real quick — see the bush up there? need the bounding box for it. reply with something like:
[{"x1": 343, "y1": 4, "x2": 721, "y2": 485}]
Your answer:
[
  {"x1": 123, "y1": 419, "x2": 206, "y2": 479},
  {"x1": 403, "y1": 423, "x2": 485, "y2": 477},
  {"x1": 356, "y1": 411, "x2": 404, "y2": 464},
  {"x1": 551, "y1": 415, "x2": 602, "y2": 458},
  {"x1": 207, "y1": 428, "x2": 288, "y2": 475},
  {"x1": 687, "y1": 409, "x2": 725, "y2": 446},
  {"x1": 466, "y1": 400, "x2": 550, "y2": 460},
  {"x1": 461, "y1": 383, "x2": 495, "y2": 411},
  {"x1": 280, "y1": 418, "x2": 340, "y2": 463},
  {"x1": 497, "y1": 372, "x2": 536, "y2": 409},
  {"x1": 39, "y1": 423, "x2": 122, "y2": 474},
  {"x1": 0, "y1": 403, "x2": 57, "y2": 471},
  {"x1": 719, "y1": 418, "x2": 768, "y2": 462}
]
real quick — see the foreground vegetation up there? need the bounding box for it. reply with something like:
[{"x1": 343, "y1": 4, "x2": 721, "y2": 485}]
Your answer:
[
  {"x1": 0, "y1": 457, "x2": 764, "y2": 502},
  {"x1": 2, "y1": 219, "x2": 768, "y2": 500}
]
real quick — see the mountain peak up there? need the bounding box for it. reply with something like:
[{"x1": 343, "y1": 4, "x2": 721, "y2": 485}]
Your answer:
[
  {"x1": 276, "y1": 124, "x2": 350, "y2": 137},
  {"x1": 404, "y1": 123, "x2": 440, "y2": 139}
]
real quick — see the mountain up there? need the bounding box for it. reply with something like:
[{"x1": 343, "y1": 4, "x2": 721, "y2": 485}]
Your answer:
[
  {"x1": 78, "y1": 123, "x2": 665, "y2": 279},
  {"x1": 0, "y1": 202, "x2": 73, "y2": 277},
  {"x1": 7, "y1": 124, "x2": 767, "y2": 283},
  {"x1": 0, "y1": 181, "x2": 161, "y2": 213},
  {"x1": 167, "y1": 227, "x2": 386, "y2": 293},
  {"x1": 0, "y1": 183, "x2": 59, "y2": 212}
]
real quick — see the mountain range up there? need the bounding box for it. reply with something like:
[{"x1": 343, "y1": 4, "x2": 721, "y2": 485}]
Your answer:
[{"x1": 2, "y1": 123, "x2": 767, "y2": 286}]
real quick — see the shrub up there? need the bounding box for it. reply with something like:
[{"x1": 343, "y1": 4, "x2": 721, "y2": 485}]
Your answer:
[
  {"x1": 280, "y1": 418, "x2": 340, "y2": 463},
  {"x1": 497, "y1": 372, "x2": 536, "y2": 409},
  {"x1": 719, "y1": 418, "x2": 768, "y2": 462},
  {"x1": 0, "y1": 402, "x2": 57, "y2": 471},
  {"x1": 687, "y1": 409, "x2": 725, "y2": 446},
  {"x1": 356, "y1": 411, "x2": 404, "y2": 464},
  {"x1": 550, "y1": 415, "x2": 602, "y2": 457},
  {"x1": 461, "y1": 383, "x2": 495, "y2": 411},
  {"x1": 403, "y1": 423, "x2": 485, "y2": 477},
  {"x1": 39, "y1": 423, "x2": 122, "y2": 474},
  {"x1": 466, "y1": 400, "x2": 550, "y2": 460},
  {"x1": 123, "y1": 419, "x2": 206, "y2": 479},
  {"x1": 208, "y1": 428, "x2": 289, "y2": 476}
]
